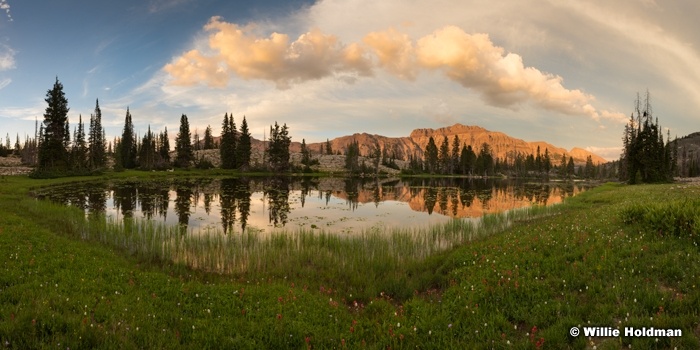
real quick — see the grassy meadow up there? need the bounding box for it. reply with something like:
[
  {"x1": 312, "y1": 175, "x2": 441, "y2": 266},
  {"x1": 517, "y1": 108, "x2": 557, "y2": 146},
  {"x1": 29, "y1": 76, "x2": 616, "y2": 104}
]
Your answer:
[{"x1": 1, "y1": 171, "x2": 699, "y2": 348}]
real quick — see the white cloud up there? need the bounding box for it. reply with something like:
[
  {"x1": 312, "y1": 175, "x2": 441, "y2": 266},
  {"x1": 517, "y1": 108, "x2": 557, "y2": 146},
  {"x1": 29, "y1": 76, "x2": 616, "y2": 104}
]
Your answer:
[
  {"x1": 0, "y1": 0, "x2": 11, "y2": 21},
  {"x1": 0, "y1": 78, "x2": 9, "y2": 90},
  {"x1": 164, "y1": 19, "x2": 615, "y2": 122},
  {"x1": 0, "y1": 44, "x2": 15, "y2": 71}
]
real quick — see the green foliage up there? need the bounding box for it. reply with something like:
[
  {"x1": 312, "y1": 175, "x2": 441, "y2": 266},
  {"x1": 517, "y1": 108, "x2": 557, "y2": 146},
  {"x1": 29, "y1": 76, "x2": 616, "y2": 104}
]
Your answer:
[
  {"x1": 266, "y1": 122, "x2": 291, "y2": 172},
  {"x1": 620, "y1": 91, "x2": 675, "y2": 184},
  {"x1": 621, "y1": 199, "x2": 700, "y2": 237},
  {"x1": 344, "y1": 139, "x2": 360, "y2": 173},
  {"x1": 120, "y1": 107, "x2": 137, "y2": 169},
  {"x1": 88, "y1": 99, "x2": 106, "y2": 169},
  {"x1": 203, "y1": 125, "x2": 215, "y2": 150},
  {"x1": 424, "y1": 136, "x2": 438, "y2": 174},
  {"x1": 38, "y1": 78, "x2": 70, "y2": 171},
  {"x1": 236, "y1": 116, "x2": 251, "y2": 169},
  {"x1": 219, "y1": 113, "x2": 237, "y2": 169},
  {"x1": 174, "y1": 114, "x2": 194, "y2": 168}
]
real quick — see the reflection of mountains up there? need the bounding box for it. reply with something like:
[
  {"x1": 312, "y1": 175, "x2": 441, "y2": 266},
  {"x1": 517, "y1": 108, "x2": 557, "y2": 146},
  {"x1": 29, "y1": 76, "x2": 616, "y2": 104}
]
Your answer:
[{"x1": 331, "y1": 181, "x2": 585, "y2": 218}]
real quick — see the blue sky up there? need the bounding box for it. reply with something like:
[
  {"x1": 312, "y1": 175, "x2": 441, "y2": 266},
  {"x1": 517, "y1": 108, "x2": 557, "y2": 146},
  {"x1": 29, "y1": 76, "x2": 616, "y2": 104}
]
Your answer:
[{"x1": 1, "y1": 0, "x2": 700, "y2": 160}]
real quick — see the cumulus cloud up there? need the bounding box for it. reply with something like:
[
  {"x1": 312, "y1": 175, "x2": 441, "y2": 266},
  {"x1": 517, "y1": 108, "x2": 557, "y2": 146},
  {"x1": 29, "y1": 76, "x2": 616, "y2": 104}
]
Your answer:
[
  {"x1": 0, "y1": 0, "x2": 11, "y2": 21},
  {"x1": 164, "y1": 18, "x2": 615, "y2": 120},
  {"x1": 164, "y1": 17, "x2": 373, "y2": 89}
]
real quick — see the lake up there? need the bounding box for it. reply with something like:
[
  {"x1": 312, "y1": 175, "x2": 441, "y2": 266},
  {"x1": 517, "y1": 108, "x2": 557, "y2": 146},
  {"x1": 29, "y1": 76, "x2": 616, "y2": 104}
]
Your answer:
[{"x1": 35, "y1": 177, "x2": 590, "y2": 235}]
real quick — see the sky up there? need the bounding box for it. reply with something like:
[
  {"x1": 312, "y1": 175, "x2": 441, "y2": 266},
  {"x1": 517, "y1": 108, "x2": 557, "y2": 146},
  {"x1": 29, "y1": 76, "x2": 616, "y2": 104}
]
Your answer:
[{"x1": 1, "y1": 0, "x2": 700, "y2": 161}]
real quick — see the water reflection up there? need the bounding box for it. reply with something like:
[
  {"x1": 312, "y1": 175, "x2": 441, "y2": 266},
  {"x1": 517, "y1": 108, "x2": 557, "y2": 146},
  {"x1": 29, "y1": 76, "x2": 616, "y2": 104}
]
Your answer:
[{"x1": 35, "y1": 177, "x2": 590, "y2": 234}]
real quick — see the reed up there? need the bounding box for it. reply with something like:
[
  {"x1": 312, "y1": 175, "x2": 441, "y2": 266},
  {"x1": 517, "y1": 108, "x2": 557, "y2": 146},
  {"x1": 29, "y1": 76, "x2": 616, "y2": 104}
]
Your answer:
[{"x1": 67, "y1": 203, "x2": 560, "y2": 299}]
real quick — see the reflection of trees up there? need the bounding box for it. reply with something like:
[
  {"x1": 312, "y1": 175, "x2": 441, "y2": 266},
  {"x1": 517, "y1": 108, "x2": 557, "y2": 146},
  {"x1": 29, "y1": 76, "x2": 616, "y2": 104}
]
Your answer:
[
  {"x1": 138, "y1": 183, "x2": 157, "y2": 219},
  {"x1": 219, "y1": 179, "x2": 237, "y2": 234},
  {"x1": 174, "y1": 181, "x2": 193, "y2": 228},
  {"x1": 438, "y1": 188, "x2": 448, "y2": 214},
  {"x1": 113, "y1": 182, "x2": 137, "y2": 219},
  {"x1": 265, "y1": 177, "x2": 291, "y2": 227},
  {"x1": 343, "y1": 178, "x2": 360, "y2": 211},
  {"x1": 236, "y1": 179, "x2": 251, "y2": 232},
  {"x1": 424, "y1": 187, "x2": 437, "y2": 215},
  {"x1": 372, "y1": 181, "x2": 381, "y2": 207},
  {"x1": 87, "y1": 183, "x2": 107, "y2": 215},
  {"x1": 451, "y1": 189, "x2": 459, "y2": 217}
]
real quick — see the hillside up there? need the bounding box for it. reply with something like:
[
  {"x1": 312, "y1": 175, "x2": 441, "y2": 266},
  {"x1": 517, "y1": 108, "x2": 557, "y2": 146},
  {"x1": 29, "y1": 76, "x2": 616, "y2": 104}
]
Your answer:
[
  {"x1": 304, "y1": 124, "x2": 606, "y2": 165},
  {"x1": 203, "y1": 123, "x2": 606, "y2": 166}
]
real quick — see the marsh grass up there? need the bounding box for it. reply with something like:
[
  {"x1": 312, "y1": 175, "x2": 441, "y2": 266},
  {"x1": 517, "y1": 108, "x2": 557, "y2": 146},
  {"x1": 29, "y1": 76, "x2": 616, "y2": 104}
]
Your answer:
[{"x1": 69, "y1": 202, "x2": 559, "y2": 299}]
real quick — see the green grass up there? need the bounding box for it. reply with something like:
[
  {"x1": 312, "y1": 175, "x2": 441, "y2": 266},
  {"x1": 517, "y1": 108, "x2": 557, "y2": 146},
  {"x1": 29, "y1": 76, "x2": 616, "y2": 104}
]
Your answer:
[{"x1": 1, "y1": 174, "x2": 700, "y2": 348}]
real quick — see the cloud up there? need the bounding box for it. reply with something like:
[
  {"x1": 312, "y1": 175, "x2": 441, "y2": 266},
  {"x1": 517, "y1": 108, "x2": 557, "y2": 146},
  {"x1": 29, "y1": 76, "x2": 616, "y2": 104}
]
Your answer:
[
  {"x1": 0, "y1": 78, "x2": 10, "y2": 90},
  {"x1": 164, "y1": 17, "x2": 373, "y2": 89},
  {"x1": 0, "y1": 44, "x2": 15, "y2": 71},
  {"x1": 164, "y1": 19, "x2": 616, "y2": 121},
  {"x1": 0, "y1": 0, "x2": 11, "y2": 21}
]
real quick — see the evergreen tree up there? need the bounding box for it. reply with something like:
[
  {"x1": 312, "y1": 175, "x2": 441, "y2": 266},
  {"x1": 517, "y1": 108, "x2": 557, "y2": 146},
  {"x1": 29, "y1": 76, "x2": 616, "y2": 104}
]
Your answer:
[
  {"x1": 437, "y1": 136, "x2": 450, "y2": 174},
  {"x1": 174, "y1": 114, "x2": 194, "y2": 168},
  {"x1": 559, "y1": 154, "x2": 567, "y2": 178},
  {"x1": 475, "y1": 143, "x2": 494, "y2": 176},
  {"x1": 567, "y1": 156, "x2": 575, "y2": 178},
  {"x1": 542, "y1": 148, "x2": 551, "y2": 178},
  {"x1": 344, "y1": 139, "x2": 360, "y2": 173},
  {"x1": 159, "y1": 128, "x2": 171, "y2": 166},
  {"x1": 450, "y1": 135, "x2": 460, "y2": 175},
  {"x1": 266, "y1": 122, "x2": 291, "y2": 172},
  {"x1": 192, "y1": 128, "x2": 201, "y2": 151},
  {"x1": 203, "y1": 125, "x2": 215, "y2": 150},
  {"x1": 120, "y1": 107, "x2": 137, "y2": 169},
  {"x1": 88, "y1": 99, "x2": 106, "y2": 169},
  {"x1": 424, "y1": 136, "x2": 438, "y2": 174},
  {"x1": 71, "y1": 115, "x2": 88, "y2": 170},
  {"x1": 325, "y1": 138, "x2": 333, "y2": 155},
  {"x1": 300, "y1": 138, "x2": 312, "y2": 172},
  {"x1": 139, "y1": 126, "x2": 157, "y2": 170},
  {"x1": 220, "y1": 113, "x2": 238, "y2": 169},
  {"x1": 619, "y1": 91, "x2": 674, "y2": 183},
  {"x1": 38, "y1": 78, "x2": 70, "y2": 170},
  {"x1": 236, "y1": 116, "x2": 251, "y2": 169}
]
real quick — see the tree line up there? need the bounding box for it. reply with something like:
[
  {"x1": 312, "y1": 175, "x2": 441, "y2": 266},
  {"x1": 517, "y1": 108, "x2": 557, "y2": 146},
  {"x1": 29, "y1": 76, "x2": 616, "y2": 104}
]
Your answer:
[{"x1": 18, "y1": 78, "x2": 296, "y2": 177}]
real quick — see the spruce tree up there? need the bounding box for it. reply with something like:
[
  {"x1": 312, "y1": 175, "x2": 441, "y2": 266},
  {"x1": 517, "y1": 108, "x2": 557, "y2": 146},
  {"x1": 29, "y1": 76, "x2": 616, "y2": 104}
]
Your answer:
[
  {"x1": 71, "y1": 115, "x2": 87, "y2": 170},
  {"x1": 266, "y1": 122, "x2": 290, "y2": 172},
  {"x1": 438, "y1": 136, "x2": 450, "y2": 174},
  {"x1": 159, "y1": 127, "x2": 171, "y2": 166},
  {"x1": 174, "y1": 114, "x2": 194, "y2": 168},
  {"x1": 88, "y1": 99, "x2": 106, "y2": 169},
  {"x1": 236, "y1": 116, "x2": 252, "y2": 169},
  {"x1": 203, "y1": 125, "x2": 215, "y2": 150},
  {"x1": 38, "y1": 77, "x2": 70, "y2": 170},
  {"x1": 424, "y1": 136, "x2": 438, "y2": 174},
  {"x1": 220, "y1": 113, "x2": 237, "y2": 169},
  {"x1": 120, "y1": 107, "x2": 137, "y2": 169}
]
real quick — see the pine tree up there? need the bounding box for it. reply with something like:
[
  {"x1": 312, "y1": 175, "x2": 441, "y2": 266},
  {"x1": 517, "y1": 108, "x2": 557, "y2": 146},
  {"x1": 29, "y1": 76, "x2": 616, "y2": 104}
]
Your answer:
[
  {"x1": 71, "y1": 115, "x2": 87, "y2": 170},
  {"x1": 266, "y1": 122, "x2": 290, "y2": 172},
  {"x1": 120, "y1": 107, "x2": 137, "y2": 169},
  {"x1": 450, "y1": 135, "x2": 460, "y2": 175},
  {"x1": 38, "y1": 78, "x2": 70, "y2": 171},
  {"x1": 159, "y1": 127, "x2": 171, "y2": 166},
  {"x1": 543, "y1": 148, "x2": 552, "y2": 178},
  {"x1": 325, "y1": 138, "x2": 333, "y2": 155},
  {"x1": 438, "y1": 136, "x2": 450, "y2": 174},
  {"x1": 203, "y1": 125, "x2": 215, "y2": 150},
  {"x1": 567, "y1": 156, "x2": 575, "y2": 178},
  {"x1": 619, "y1": 91, "x2": 674, "y2": 183},
  {"x1": 300, "y1": 138, "x2": 312, "y2": 172},
  {"x1": 475, "y1": 143, "x2": 494, "y2": 176},
  {"x1": 220, "y1": 113, "x2": 238, "y2": 169},
  {"x1": 344, "y1": 139, "x2": 360, "y2": 173},
  {"x1": 139, "y1": 126, "x2": 157, "y2": 170},
  {"x1": 88, "y1": 99, "x2": 106, "y2": 169},
  {"x1": 174, "y1": 114, "x2": 194, "y2": 168},
  {"x1": 236, "y1": 116, "x2": 251, "y2": 169},
  {"x1": 424, "y1": 137, "x2": 439, "y2": 174}
]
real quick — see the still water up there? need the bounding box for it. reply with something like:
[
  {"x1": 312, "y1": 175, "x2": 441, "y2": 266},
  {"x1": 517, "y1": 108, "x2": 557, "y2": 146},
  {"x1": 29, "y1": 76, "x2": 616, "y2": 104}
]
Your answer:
[{"x1": 35, "y1": 177, "x2": 590, "y2": 234}]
